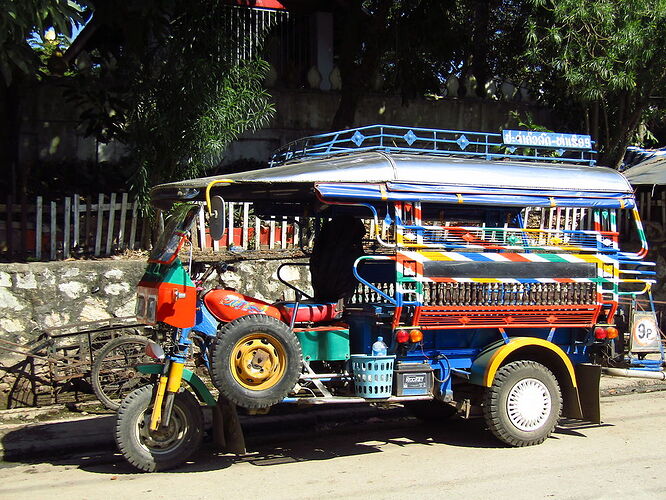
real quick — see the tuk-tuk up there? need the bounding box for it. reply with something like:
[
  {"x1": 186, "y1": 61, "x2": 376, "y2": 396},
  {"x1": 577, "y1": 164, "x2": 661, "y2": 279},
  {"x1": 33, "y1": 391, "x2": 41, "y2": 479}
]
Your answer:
[{"x1": 118, "y1": 125, "x2": 659, "y2": 471}]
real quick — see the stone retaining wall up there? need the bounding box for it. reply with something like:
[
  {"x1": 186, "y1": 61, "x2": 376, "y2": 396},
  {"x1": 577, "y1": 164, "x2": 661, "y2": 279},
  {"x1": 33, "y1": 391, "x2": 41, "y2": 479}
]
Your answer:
[
  {"x1": 0, "y1": 258, "x2": 311, "y2": 347},
  {"x1": 0, "y1": 258, "x2": 311, "y2": 407}
]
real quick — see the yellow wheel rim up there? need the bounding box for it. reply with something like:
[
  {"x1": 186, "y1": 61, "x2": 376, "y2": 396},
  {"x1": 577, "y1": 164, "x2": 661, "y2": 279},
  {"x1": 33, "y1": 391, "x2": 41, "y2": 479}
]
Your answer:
[{"x1": 230, "y1": 332, "x2": 287, "y2": 390}]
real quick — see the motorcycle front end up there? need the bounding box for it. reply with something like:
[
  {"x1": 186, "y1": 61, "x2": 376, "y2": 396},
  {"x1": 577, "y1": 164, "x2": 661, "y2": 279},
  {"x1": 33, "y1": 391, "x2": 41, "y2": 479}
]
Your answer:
[
  {"x1": 115, "y1": 205, "x2": 209, "y2": 472},
  {"x1": 114, "y1": 328, "x2": 208, "y2": 472}
]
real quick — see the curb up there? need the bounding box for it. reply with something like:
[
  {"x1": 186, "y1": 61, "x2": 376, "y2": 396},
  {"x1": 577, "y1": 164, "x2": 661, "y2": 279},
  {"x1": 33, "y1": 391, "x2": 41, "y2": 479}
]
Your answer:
[
  {"x1": 0, "y1": 415, "x2": 116, "y2": 462},
  {"x1": 1, "y1": 376, "x2": 665, "y2": 462}
]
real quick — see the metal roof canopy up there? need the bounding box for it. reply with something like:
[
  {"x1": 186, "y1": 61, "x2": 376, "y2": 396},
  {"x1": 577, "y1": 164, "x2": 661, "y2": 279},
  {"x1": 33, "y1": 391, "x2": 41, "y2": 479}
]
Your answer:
[
  {"x1": 623, "y1": 155, "x2": 666, "y2": 186},
  {"x1": 151, "y1": 151, "x2": 634, "y2": 210}
]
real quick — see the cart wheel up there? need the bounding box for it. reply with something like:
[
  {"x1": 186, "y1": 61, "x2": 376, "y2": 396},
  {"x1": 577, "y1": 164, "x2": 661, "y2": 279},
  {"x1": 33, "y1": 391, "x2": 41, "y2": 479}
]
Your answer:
[
  {"x1": 483, "y1": 360, "x2": 562, "y2": 447},
  {"x1": 92, "y1": 335, "x2": 153, "y2": 411},
  {"x1": 210, "y1": 315, "x2": 302, "y2": 409},
  {"x1": 115, "y1": 385, "x2": 203, "y2": 472},
  {"x1": 404, "y1": 400, "x2": 457, "y2": 421}
]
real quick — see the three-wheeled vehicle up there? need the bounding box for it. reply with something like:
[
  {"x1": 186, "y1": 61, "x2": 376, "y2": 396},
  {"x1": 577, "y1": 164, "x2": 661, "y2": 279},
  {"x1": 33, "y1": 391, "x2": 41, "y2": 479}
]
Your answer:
[{"x1": 118, "y1": 125, "x2": 661, "y2": 471}]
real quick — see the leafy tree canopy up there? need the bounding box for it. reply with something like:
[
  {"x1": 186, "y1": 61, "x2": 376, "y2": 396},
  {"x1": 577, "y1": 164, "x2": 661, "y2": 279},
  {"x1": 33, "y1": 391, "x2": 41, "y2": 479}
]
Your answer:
[
  {"x1": 0, "y1": 0, "x2": 90, "y2": 85},
  {"x1": 332, "y1": 0, "x2": 665, "y2": 167},
  {"x1": 65, "y1": 0, "x2": 275, "y2": 208},
  {"x1": 523, "y1": 0, "x2": 666, "y2": 166}
]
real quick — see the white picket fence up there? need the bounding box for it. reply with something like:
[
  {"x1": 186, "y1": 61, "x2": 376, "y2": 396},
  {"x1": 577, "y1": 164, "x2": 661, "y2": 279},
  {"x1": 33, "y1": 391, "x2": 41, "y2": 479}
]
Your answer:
[
  {"x1": 189, "y1": 202, "x2": 304, "y2": 253},
  {"x1": 35, "y1": 193, "x2": 143, "y2": 260},
  {"x1": 0, "y1": 193, "x2": 303, "y2": 261},
  {"x1": 2, "y1": 188, "x2": 663, "y2": 262}
]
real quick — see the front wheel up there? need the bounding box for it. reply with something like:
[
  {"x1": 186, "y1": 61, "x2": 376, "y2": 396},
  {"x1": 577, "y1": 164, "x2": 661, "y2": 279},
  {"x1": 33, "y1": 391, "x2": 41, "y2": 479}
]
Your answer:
[
  {"x1": 483, "y1": 360, "x2": 562, "y2": 447},
  {"x1": 115, "y1": 385, "x2": 203, "y2": 472}
]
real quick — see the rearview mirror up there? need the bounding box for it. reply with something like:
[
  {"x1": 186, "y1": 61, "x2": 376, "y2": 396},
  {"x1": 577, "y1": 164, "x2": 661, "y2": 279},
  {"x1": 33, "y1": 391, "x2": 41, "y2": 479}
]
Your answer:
[{"x1": 209, "y1": 195, "x2": 226, "y2": 240}]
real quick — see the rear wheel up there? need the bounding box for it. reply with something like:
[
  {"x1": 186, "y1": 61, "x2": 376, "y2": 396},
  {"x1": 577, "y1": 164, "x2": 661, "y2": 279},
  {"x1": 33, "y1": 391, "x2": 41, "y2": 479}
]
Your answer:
[
  {"x1": 115, "y1": 385, "x2": 203, "y2": 472},
  {"x1": 483, "y1": 360, "x2": 562, "y2": 447},
  {"x1": 210, "y1": 315, "x2": 302, "y2": 409},
  {"x1": 92, "y1": 335, "x2": 153, "y2": 410}
]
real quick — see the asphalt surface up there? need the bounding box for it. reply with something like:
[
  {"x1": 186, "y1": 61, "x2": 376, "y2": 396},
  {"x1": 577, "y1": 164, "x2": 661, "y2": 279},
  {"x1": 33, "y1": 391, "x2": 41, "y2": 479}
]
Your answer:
[
  {"x1": 1, "y1": 390, "x2": 666, "y2": 499},
  {"x1": 1, "y1": 375, "x2": 665, "y2": 463}
]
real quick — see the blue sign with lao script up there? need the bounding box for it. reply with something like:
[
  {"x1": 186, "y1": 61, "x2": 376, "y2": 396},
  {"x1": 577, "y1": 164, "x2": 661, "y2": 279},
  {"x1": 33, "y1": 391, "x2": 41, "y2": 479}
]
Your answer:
[{"x1": 502, "y1": 130, "x2": 592, "y2": 150}]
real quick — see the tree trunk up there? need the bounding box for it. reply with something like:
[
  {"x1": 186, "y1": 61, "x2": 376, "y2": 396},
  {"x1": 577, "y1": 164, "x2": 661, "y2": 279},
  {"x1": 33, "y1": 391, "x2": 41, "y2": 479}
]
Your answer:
[
  {"x1": 601, "y1": 96, "x2": 646, "y2": 169},
  {"x1": 0, "y1": 81, "x2": 21, "y2": 197},
  {"x1": 471, "y1": 0, "x2": 491, "y2": 97},
  {"x1": 330, "y1": 1, "x2": 392, "y2": 131},
  {"x1": 331, "y1": 88, "x2": 363, "y2": 132}
]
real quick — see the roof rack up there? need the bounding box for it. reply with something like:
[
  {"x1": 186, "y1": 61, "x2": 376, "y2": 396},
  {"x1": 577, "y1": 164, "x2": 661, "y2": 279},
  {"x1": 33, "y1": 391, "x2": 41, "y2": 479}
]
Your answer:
[{"x1": 269, "y1": 125, "x2": 596, "y2": 167}]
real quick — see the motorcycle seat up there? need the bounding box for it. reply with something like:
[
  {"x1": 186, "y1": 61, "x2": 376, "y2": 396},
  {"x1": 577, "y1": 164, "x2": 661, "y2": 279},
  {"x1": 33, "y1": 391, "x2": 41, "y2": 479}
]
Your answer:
[{"x1": 276, "y1": 301, "x2": 342, "y2": 324}]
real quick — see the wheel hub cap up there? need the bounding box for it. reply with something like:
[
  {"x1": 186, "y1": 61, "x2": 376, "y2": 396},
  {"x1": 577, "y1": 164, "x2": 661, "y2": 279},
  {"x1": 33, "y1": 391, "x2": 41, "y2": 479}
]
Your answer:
[
  {"x1": 138, "y1": 407, "x2": 187, "y2": 454},
  {"x1": 506, "y1": 378, "x2": 551, "y2": 432},
  {"x1": 230, "y1": 333, "x2": 286, "y2": 390}
]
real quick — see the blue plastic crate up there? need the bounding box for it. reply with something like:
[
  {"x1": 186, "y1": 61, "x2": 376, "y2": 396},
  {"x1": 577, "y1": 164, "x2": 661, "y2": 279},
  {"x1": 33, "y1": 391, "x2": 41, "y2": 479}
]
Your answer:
[{"x1": 351, "y1": 354, "x2": 395, "y2": 399}]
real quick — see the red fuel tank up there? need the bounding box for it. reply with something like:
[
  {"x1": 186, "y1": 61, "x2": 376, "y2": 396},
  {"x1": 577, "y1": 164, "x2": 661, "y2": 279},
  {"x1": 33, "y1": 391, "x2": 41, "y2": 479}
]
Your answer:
[{"x1": 204, "y1": 289, "x2": 282, "y2": 323}]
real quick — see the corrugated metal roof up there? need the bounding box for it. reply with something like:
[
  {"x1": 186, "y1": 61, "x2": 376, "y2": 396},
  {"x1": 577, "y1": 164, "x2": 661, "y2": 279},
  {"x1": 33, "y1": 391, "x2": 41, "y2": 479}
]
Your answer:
[{"x1": 622, "y1": 147, "x2": 666, "y2": 185}]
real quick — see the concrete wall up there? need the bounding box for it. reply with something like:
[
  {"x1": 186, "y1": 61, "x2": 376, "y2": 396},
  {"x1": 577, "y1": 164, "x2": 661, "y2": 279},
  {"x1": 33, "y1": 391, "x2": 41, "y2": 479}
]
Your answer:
[
  {"x1": 217, "y1": 89, "x2": 558, "y2": 165},
  {"x1": 18, "y1": 84, "x2": 555, "y2": 167}
]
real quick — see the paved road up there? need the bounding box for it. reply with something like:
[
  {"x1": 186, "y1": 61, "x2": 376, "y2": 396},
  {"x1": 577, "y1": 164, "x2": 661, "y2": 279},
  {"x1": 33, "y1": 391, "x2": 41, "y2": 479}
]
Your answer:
[{"x1": 1, "y1": 391, "x2": 665, "y2": 500}]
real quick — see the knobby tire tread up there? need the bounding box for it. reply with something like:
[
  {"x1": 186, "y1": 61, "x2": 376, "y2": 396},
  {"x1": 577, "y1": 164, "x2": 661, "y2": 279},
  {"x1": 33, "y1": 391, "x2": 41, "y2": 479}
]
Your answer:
[{"x1": 115, "y1": 385, "x2": 203, "y2": 472}]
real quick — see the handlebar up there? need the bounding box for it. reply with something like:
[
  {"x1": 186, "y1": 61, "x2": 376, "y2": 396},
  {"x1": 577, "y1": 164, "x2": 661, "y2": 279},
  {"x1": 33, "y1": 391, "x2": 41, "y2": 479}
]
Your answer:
[
  {"x1": 216, "y1": 262, "x2": 236, "y2": 274},
  {"x1": 190, "y1": 261, "x2": 236, "y2": 287}
]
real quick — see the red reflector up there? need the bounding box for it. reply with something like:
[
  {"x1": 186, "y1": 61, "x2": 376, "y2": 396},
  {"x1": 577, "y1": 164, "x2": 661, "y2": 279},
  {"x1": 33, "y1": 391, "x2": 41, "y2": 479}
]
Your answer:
[
  {"x1": 146, "y1": 342, "x2": 165, "y2": 360},
  {"x1": 396, "y1": 330, "x2": 410, "y2": 343},
  {"x1": 606, "y1": 326, "x2": 619, "y2": 339},
  {"x1": 594, "y1": 327, "x2": 607, "y2": 339}
]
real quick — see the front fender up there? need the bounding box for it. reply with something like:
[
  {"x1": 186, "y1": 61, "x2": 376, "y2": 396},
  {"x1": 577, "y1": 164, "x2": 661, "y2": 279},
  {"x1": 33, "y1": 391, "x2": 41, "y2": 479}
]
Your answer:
[{"x1": 136, "y1": 363, "x2": 217, "y2": 406}]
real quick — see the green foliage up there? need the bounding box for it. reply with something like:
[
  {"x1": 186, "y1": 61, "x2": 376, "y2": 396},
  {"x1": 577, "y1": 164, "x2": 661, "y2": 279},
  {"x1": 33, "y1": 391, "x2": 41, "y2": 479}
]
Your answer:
[
  {"x1": 523, "y1": 0, "x2": 666, "y2": 166},
  {"x1": 127, "y1": 59, "x2": 274, "y2": 210},
  {"x1": 30, "y1": 31, "x2": 75, "y2": 78},
  {"x1": 0, "y1": 0, "x2": 89, "y2": 85},
  {"x1": 66, "y1": 0, "x2": 275, "y2": 210},
  {"x1": 526, "y1": 0, "x2": 666, "y2": 101},
  {"x1": 332, "y1": 0, "x2": 532, "y2": 128},
  {"x1": 509, "y1": 111, "x2": 553, "y2": 133}
]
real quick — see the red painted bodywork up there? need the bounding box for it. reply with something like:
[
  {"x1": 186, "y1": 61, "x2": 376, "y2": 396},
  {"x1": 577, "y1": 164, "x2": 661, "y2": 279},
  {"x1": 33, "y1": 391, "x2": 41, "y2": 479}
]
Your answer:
[
  {"x1": 204, "y1": 289, "x2": 282, "y2": 322},
  {"x1": 137, "y1": 280, "x2": 196, "y2": 328},
  {"x1": 234, "y1": 0, "x2": 286, "y2": 9}
]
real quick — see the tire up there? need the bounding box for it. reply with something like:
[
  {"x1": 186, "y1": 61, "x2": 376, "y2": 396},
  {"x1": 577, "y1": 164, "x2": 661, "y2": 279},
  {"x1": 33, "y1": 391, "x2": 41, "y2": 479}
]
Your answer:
[
  {"x1": 404, "y1": 400, "x2": 457, "y2": 421},
  {"x1": 92, "y1": 335, "x2": 153, "y2": 411},
  {"x1": 210, "y1": 315, "x2": 302, "y2": 409},
  {"x1": 115, "y1": 385, "x2": 203, "y2": 472},
  {"x1": 483, "y1": 360, "x2": 562, "y2": 447}
]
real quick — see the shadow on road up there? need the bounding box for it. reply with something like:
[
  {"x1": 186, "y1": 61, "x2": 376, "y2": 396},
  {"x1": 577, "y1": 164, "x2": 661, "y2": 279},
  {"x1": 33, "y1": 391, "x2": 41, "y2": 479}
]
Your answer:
[
  {"x1": 2, "y1": 408, "x2": 612, "y2": 476},
  {"x1": 75, "y1": 415, "x2": 503, "y2": 474}
]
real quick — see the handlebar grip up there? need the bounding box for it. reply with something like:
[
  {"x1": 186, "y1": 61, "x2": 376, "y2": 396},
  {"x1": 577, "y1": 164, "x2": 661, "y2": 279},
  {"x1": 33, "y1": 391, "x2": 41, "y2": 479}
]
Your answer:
[{"x1": 215, "y1": 263, "x2": 236, "y2": 274}]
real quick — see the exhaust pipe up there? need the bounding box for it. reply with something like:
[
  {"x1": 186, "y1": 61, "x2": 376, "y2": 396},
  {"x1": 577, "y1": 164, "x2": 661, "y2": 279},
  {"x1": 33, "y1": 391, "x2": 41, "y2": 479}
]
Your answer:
[{"x1": 603, "y1": 367, "x2": 666, "y2": 381}]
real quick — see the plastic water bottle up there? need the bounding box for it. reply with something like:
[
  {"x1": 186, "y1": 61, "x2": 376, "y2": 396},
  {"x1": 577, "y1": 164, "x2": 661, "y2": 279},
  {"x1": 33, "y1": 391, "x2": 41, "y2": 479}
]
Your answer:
[{"x1": 372, "y1": 336, "x2": 388, "y2": 356}]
